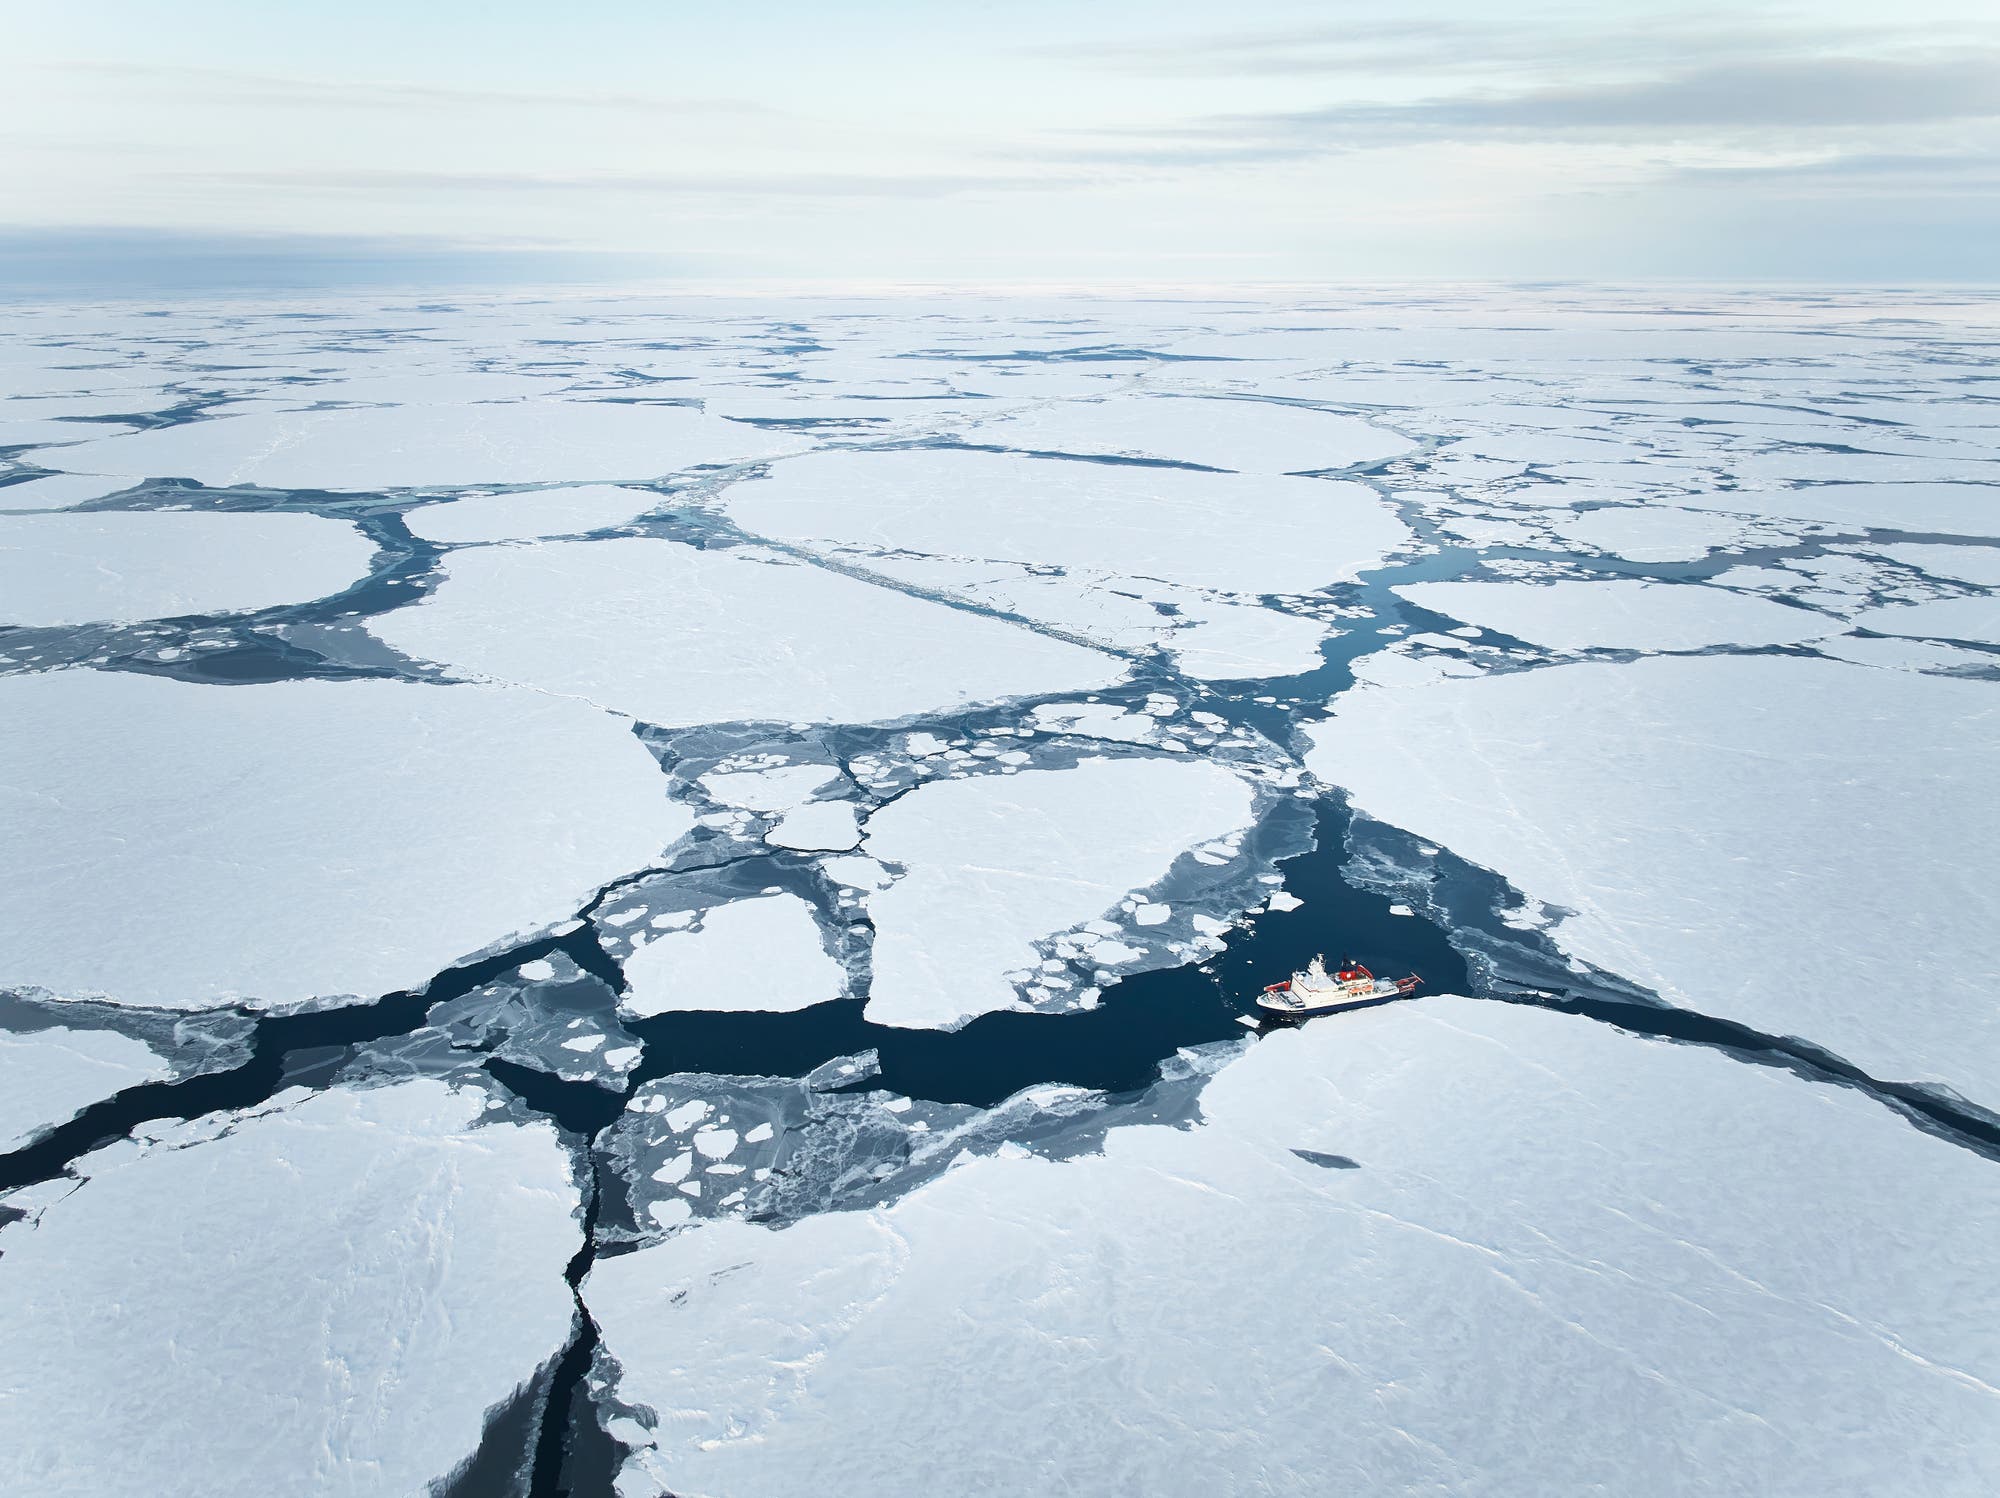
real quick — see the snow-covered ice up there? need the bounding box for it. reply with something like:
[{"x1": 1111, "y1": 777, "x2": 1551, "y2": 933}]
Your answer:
[
  {"x1": 0, "y1": 1026, "x2": 170, "y2": 1152},
  {"x1": 39, "y1": 399, "x2": 806, "y2": 491},
  {"x1": 0, "y1": 1079, "x2": 581, "y2": 1498},
  {"x1": 0, "y1": 671, "x2": 689, "y2": 1010},
  {"x1": 1395, "y1": 578, "x2": 1839, "y2": 652},
  {"x1": 370, "y1": 536, "x2": 1122, "y2": 726},
  {"x1": 1307, "y1": 654, "x2": 2000, "y2": 1102},
  {"x1": 0, "y1": 511, "x2": 376, "y2": 626},
  {"x1": 402, "y1": 484, "x2": 664, "y2": 544},
  {"x1": 726, "y1": 448, "x2": 1408, "y2": 595},
  {"x1": 586, "y1": 998, "x2": 2000, "y2": 1498},
  {"x1": 859, "y1": 757, "x2": 1256, "y2": 1029},
  {"x1": 620, "y1": 893, "x2": 844, "y2": 1018},
  {"x1": 963, "y1": 393, "x2": 1415, "y2": 473},
  {"x1": 0, "y1": 472, "x2": 135, "y2": 511},
  {"x1": 1849, "y1": 593, "x2": 2000, "y2": 647}
]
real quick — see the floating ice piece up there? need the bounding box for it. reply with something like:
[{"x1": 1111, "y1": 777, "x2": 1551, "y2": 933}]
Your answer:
[
  {"x1": 1848, "y1": 594, "x2": 2000, "y2": 647},
  {"x1": 40, "y1": 400, "x2": 807, "y2": 491},
  {"x1": 0, "y1": 672, "x2": 689, "y2": 1011},
  {"x1": 1861, "y1": 543, "x2": 2000, "y2": 590},
  {"x1": 0, "y1": 1026, "x2": 170, "y2": 1152},
  {"x1": 0, "y1": 1079, "x2": 580, "y2": 1498},
  {"x1": 621, "y1": 893, "x2": 844, "y2": 1018},
  {"x1": 1030, "y1": 701, "x2": 1159, "y2": 744},
  {"x1": 1546, "y1": 506, "x2": 1759, "y2": 563},
  {"x1": 369, "y1": 537, "x2": 1121, "y2": 727},
  {"x1": 403, "y1": 484, "x2": 664, "y2": 544},
  {"x1": 860, "y1": 758, "x2": 1254, "y2": 1028},
  {"x1": 586, "y1": 998, "x2": 2000, "y2": 1498},
  {"x1": 701, "y1": 763, "x2": 842, "y2": 811},
  {"x1": 1166, "y1": 598, "x2": 1334, "y2": 680},
  {"x1": 1266, "y1": 890, "x2": 1303, "y2": 913},
  {"x1": 1308, "y1": 655, "x2": 2000, "y2": 1101},
  {"x1": 725, "y1": 448, "x2": 1409, "y2": 595},
  {"x1": 1395, "y1": 578, "x2": 1838, "y2": 652},
  {"x1": 1673, "y1": 481, "x2": 1997, "y2": 535},
  {"x1": 0, "y1": 472, "x2": 135, "y2": 511},
  {"x1": 0, "y1": 511, "x2": 376, "y2": 626},
  {"x1": 963, "y1": 394, "x2": 1414, "y2": 473},
  {"x1": 767, "y1": 802, "x2": 862, "y2": 852}
]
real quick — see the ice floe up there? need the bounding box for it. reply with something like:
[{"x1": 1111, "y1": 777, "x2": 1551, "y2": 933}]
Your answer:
[
  {"x1": 586, "y1": 998, "x2": 2000, "y2": 1498},
  {"x1": 0, "y1": 1079, "x2": 580, "y2": 1498},
  {"x1": 39, "y1": 399, "x2": 807, "y2": 491},
  {"x1": 369, "y1": 536, "x2": 1121, "y2": 727},
  {"x1": 0, "y1": 1026, "x2": 170, "y2": 1152},
  {"x1": 1307, "y1": 654, "x2": 2000, "y2": 1101},
  {"x1": 0, "y1": 472, "x2": 135, "y2": 511},
  {"x1": 620, "y1": 893, "x2": 844, "y2": 1017},
  {"x1": 0, "y1": 511, "x2": 376, "y2": 626},
  {"x1": 963, "y1": 393, "x2": 1415, "y2": 473},
  {"x1": 1849, "y1": 594, "x2": 2000, "y2": 647},
  {"x1": 859, "y1": 757, "x2": 1256, "y2": 1029},
  {"x1": 403, "y1": 484, "x2": 664, "y2": 544},
  {"x1": 0, "y1": 671, "x2": 689, "y2": 1010},
  {"x1": 726, "y1": 448, "x2": 1408, "y2": 595},
  {"x1": 1395, "y1": 578, "x2": 1839, "y2": 652}
]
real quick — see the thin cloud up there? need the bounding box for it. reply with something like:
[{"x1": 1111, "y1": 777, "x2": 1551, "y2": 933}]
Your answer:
[
  {"x1": 189, "y1": 168, "x2": 1086, "y2": 201},
  {"x1": 40, "y1": 59, "x2": 777, "y2": 117}
]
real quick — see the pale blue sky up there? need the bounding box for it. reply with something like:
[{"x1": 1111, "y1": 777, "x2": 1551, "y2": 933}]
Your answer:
[{"x1": 6, "y1": 0, "x2": 1998, "y2": 287}]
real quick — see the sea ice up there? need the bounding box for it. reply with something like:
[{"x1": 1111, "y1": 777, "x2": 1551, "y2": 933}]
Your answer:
[
  {"x1": 585, "y1": 999, "x2": 2000, "y2": 1498},
  {"x1": 963, "y1": 393, "x2": 1415, "y2": 473},
  {"x1": 0, "y1": 1026, "x2": 170, "y2": 1152},
  {"x1": 1306, "y1": 655, "x2": 2000, "y2": 1100},
  {"x1": 0, "y1": 472, "x2": 135, "y2": 511},
  {"x1": 860, "y1": 757, "x2": 1255, "y2": 1028},
  {"x1": 766, "y1": 801, "x2": 862, "y2": 852},
  {"x1": 370, "y1": 537, "x2": 1121, "y2": 727},
  {"x1": 1848, "y1": 594, "x2": 2000, "y2": 647},
  {"x1": 1395, "y1": 578, "x2": 1838, "y2": 652},
  {"x1": 1862, "y1": 543, "x2": 2000, "y2": 589},
  {"x1": 726, "y1": 448, "x2": 1409, "y2": 596},
  {"x1": 39, "y1": 399, "x2": 807, "y2": 491},
  {"x1": 0, "y1": 1079, "x2": 580, "y2": 1498},
  {"x1": 0, "y1": 671, "x2": 689, "y2": 1011},
  {"x1": 403, "y1": 484, "x2": 664, "y2": 544},
  {"x1": 620, "y1": 893, "x2": 844, "y2": 1018},
  {"x1": 1545, "y1": 505, "x2": 1760, "y2": 562},
  {"x1": 0, "y1": 511, "x2": 376, "y2": 626}
]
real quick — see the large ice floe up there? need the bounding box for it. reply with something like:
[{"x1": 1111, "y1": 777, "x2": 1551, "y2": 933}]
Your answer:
[
  {"x1": 37, "y1": 399, "x2": 806, "y2": 490},
  {"x1": 962, "y1": 392, "x2": 1416, "y2": 472},
  {"x1": 1307, "y1": 654, "x2": 2000, "y2": 1103},
  {"x1": 0, "y1": 671, "x2": 688, "y2": 1010},
  {"x1": 620, "y1": 892, "x2": 846, "y2": 1017},
  {"x1": 860, "y1": 756, "x2": 1256, "y2": 1028},
  {"x1": 0, "y1": 1078, "x2": 581, "y2": 1498},
  {"x1": 402, "y1": 483, "x2": 665, "y2": 544},
  {"x1": 1393, "y1": 577, "x2": 1840, "y2": 652},
  {"x1": 369, "y1": 535, "x2": 1122, "y2": 725},
  {"x1": 586, "y1": 998, "x2": 2000, "y2": 1498},
  {"x1": 0, "y1": 511, "x2": 377, "y2": 625},
  {"x1": 0, "y1": 1026, "x2": 170, "y2": 1152},
  {"x1": 722, "y1": 447, "x2": 1405, "y2": 678}
]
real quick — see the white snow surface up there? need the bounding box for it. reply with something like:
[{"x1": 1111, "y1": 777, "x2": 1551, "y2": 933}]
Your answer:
[
  {"x1": 1547, "y1": 505, "x2": 1758, "y2": 562},
  {"x1": 0, "y1": 472, "x2": 133, "y2": 511},
  {"x1": 725, "y1": 448, "x2": 1409, "y2": 595},
  {"x1": 767, "y1": 801, "x2": 862, "y2": 852},
  {"x1": 1395, "y1": 578, "x2": 1838, "y2": 652},
  {"x1": 1849, "y1": 593, "x2": 2000, "y2": 646},
  {"x1": 0, "y1": 1027, "x2": 170, "y2": 1152},
  {"x1": 370, "y1": 536, "x2": 1121, "y2": 727},
  {"x1": 585, "y1": 998, "x2": 2000, "y2": 1498},
  {"x1": 0, "y1": 511, "x2": 376, "y2": 626},
  {"x1": 41, "y1": 400, "x2": 806, "y2": 490},
  {"x1": 963, "y1": 393, "x2": 1415, "y2": 473},
  {"x1": 620, "y1": 893, "x2": 844, "y2": 1017},
  {"x1": 1865, "y1": 543, "x2": 2000, "y2": 589},
  {"x1": 1306, "y1": 655, "x2": 2000, "y2": 1100},
  {"x1": 0, "y1": 1079, "x2": 581, "y2": 1498},
  {"x1": 860, "y1": 757, "x2": 1256, "y2": 1029},
  {"x1": 403, "y1": 483, "x2": 663, "y2": 544},
  {"x1": 0, "y1": 671, "x2": 689, "y2": 1010}
]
